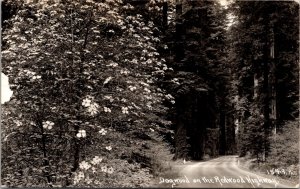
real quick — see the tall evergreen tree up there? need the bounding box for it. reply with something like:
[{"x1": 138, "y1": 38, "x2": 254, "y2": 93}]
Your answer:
[
  {"x1": 161, "y1": 0, "x2": 232, "y2": 160},
  {"x1": 229, "y1": 1, "x2": 299, "y2": 160}
]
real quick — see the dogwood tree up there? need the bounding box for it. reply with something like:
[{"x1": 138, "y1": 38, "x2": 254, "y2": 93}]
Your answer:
[{"x1": 2, "y1": 0, "x2": 173, "y2": 187}]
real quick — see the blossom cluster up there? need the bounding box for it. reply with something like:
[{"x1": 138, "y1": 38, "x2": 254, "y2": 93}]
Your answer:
[
  {"x1": 42, "y1": 121, "x2": 54, "y2": 130},
  {"x1": 103, "y1": 107, "x2": 111, "y2": 113},
  {"x1": 82, "y1": 97, "x2": 99, "y2": 116},
  {"x1": 99, "y1": 128, "x2": 107, "y2": 135},
  {"x1": 121, "y1": 107, "x2": 129, "y2": 114},
  {"x1": 73, "y1": 156, "x2": 114, "y2": 185}
]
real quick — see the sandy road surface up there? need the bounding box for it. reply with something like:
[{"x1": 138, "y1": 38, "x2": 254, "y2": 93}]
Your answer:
[{"x1": 158, "y1": 156, "x2": 299, "y2": 188}]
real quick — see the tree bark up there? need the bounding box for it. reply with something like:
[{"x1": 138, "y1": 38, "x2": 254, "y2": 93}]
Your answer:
[
  {"x1": 262, "y1": 23, "x2": 272, "y2": 161},
  {"x1": 270, "y1": 28, "x2": 277, "y2": 135},
  {"x1": 219, "y1": 98, "x2": 226, "y2": 155},
  {"x1": 175, "y1": 0, "x2": 184, "y2": 61},
  {"x1": 163, "y1": 1, "x2": 168, "y2": 32}
]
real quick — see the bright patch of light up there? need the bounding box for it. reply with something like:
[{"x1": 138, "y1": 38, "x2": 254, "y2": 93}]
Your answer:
[
  {"x1": 1, "y1": 73, "x2": 13, "y2": 104},
  {"x1": 219, "y1": 0, "x2": 229, "y2": 6}
]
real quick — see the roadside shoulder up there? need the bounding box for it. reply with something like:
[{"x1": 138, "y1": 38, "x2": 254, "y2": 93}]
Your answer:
[{"x1": 236, "y1": 157, "x2": 299, "y2": 188}]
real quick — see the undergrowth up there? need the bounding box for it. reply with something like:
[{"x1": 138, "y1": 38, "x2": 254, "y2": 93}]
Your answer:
[{"x1": 245, "y1": 119, "x2": 299, "y2": 182}]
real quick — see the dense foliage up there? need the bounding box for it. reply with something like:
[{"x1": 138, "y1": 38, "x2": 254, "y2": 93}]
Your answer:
[
  {"x1": 228, "y1": 0, "x2": 299, "y2": 170},
  {"x1": 159, "y1": 0, "x2": 234, "y2": 160},
  {"x1": 1, "y1": 0, "x2": 174, "y2": 187}
]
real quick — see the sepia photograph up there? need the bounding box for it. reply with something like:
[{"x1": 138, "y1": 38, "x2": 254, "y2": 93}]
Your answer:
[{"x1": 1, "y1": 0, "x2": 299, "y2": 188}]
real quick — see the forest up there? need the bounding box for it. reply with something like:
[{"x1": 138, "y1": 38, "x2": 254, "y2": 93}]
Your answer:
[{"x1": 1, "y1": 0, "x2": 299, "y2": 187}]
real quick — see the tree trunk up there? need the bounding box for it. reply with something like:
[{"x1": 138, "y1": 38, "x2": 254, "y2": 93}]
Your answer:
[
  {"x1": 174, "y1": 119, "x2": 188, "y2": 159},
  {"x1": 262, "y1": 24, "x2": 272, "y2": 162},
  {"x1": 163, "y1": 1, "x2": 168, "y2": 32},
  {"x1": 270, "y1": 28, "x2": 277, "y2": 135},
  {"x1": 219, "y1": 98, "x2": 226, "y2": 155},
  {"x1": 175, "y1": 0, "x2": 184, "y2": 61},
  {"x1": 36, "y1": 112, "x2": 52, "y2": 185}
]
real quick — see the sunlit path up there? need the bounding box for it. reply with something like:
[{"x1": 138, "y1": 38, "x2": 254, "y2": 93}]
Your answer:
[{"x1": 173, "y1": 156, "x2": 298, "y2": 188}]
